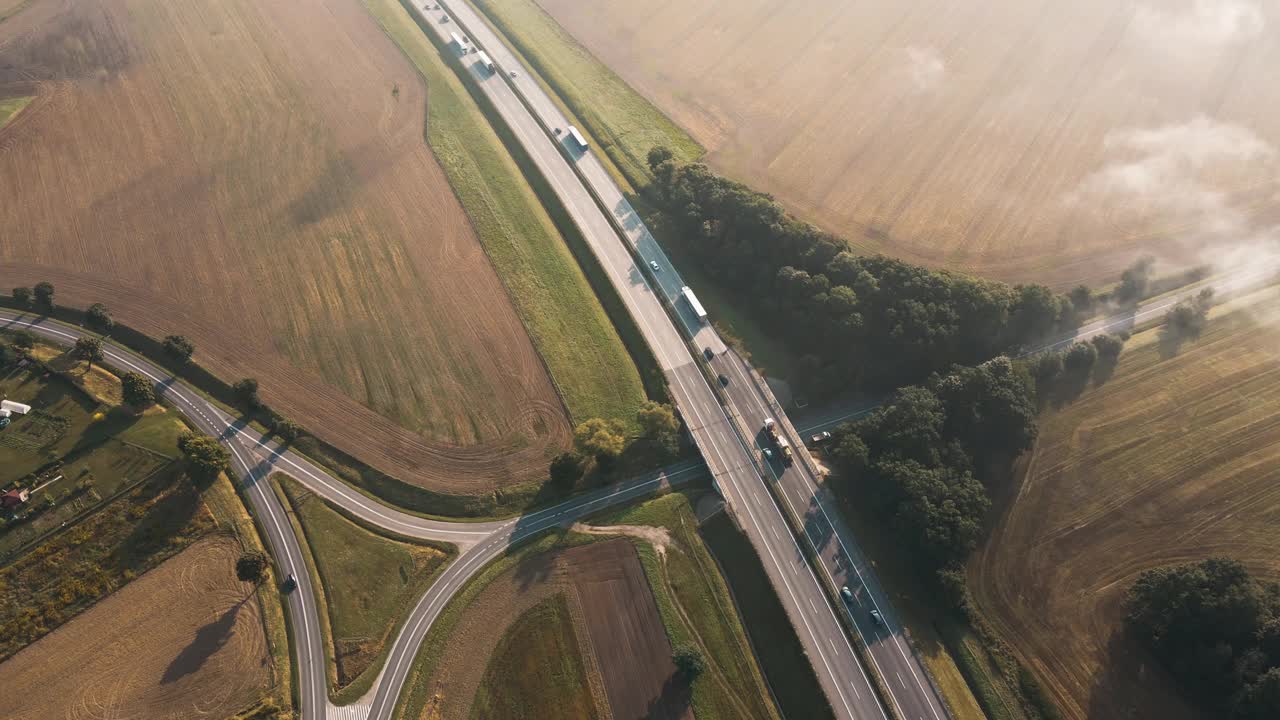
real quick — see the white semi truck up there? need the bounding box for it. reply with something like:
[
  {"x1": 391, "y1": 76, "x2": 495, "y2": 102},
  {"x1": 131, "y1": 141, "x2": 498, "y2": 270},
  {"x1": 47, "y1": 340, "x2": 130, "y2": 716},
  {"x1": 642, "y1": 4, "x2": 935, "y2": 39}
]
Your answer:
[
  {"x1": 476, "y1": 50, "x2": 495, "y2": 73},
  {"x1": 681, "y1": 286, "x2": 708, "y2": 323}
]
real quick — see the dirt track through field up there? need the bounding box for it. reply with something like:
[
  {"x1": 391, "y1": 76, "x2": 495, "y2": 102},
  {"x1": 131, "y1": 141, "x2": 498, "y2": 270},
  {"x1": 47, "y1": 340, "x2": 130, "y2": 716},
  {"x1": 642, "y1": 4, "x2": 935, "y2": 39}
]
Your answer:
[
  {"x1": 0, "y1": 535, "x2": 270, "y2": 720},
  {"x1": 535, "y1": 0, "x2": 1280, "y2": 288},
  {"x1": 0, "y1": 0, "x2": 569, "y2": 493},
  {"x1": 970, "y1": 293, "x2": 1280, "y2": 719},
  {"x1": 425, "y1": 539, "x2": 688, "y2": 720}
]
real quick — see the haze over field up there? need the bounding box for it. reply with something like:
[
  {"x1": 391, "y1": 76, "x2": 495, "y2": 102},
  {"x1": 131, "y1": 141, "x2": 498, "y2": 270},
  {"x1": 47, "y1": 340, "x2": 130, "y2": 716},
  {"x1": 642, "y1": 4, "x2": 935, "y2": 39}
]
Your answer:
[{"x1": 536, "y1": 0, "x2": 1280, "y2": 288}]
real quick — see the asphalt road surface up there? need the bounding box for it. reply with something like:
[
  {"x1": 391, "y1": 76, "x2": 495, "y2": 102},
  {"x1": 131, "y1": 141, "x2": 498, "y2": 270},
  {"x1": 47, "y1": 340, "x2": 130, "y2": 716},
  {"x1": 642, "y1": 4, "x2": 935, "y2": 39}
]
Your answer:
[{"x1": 424, "y1": 2, "x2": 899, "y2": 718}]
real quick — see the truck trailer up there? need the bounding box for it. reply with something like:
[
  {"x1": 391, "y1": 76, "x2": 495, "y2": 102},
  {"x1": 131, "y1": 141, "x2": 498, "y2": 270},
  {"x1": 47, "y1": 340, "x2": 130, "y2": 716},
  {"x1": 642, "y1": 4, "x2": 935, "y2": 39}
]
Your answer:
[
  {"x1": 476, "y1": 50, "x2": 495, "y2": 73},
  {"x1": 566, "y1": 126, "x2": 589, "y2": 150},
  {"x1": 681, "y1": 286, "x2": 708, "y2": 323}
]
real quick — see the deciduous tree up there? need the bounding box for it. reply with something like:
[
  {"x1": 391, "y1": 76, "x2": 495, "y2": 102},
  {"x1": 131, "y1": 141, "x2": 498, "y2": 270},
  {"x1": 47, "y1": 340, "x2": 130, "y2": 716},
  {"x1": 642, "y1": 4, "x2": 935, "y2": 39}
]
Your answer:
[
  {"x1": 163, "y1": 335, "x2": 195, "y2": 366},
  {"x1": 32, "y1": 281, "x2": 55, "y2": 314},
  {"x1": 73, "y1": 337, "x2": 104, "y2": 373},
  {"x1": 178, "y1": 432, "x2": 230, "y2": 483},
  {"x1": 86, "y1": 303, "x2": 114, "y2": 332},
  {"x1": 120, "y1": 371, "x2": 156, "y2": 409}
]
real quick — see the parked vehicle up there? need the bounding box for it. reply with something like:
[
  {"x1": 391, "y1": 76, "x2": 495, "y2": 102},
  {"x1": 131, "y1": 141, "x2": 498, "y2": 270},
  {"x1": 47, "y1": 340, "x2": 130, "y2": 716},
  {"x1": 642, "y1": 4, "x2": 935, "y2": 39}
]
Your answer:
[{"x1": 811, "y1": 430, "x2": 832, "y2": 444}]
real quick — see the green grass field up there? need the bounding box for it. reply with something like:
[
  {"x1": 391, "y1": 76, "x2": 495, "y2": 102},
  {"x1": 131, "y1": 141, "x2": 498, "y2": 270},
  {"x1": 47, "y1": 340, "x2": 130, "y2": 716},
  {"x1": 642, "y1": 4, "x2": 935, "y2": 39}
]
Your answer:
[
  {"x1": 278, "y1": 477, "x2": 454, "y2": 695},
  {"x1": 363, "y1": 0, "x2": 647, "y2": 430},
  {"x1": 0, "y1": 95, "x2": 31, "y2": 130},
  {"x1": 470, "y1": 594, "x2": 599, "y2": 720},
  {"x1": 467, "y1": 0, "x2": 703, "y2": 191},
  {"x1": 700, "y1": 511, "x2": 835, "y2": 720}
]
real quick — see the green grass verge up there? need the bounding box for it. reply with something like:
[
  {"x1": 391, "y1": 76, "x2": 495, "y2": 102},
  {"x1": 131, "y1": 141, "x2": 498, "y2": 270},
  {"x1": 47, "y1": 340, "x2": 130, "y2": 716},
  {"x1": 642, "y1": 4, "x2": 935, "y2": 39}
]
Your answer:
[
  {"x1": 0, "y1": 95, "x2": 32, "y2": 129},
  {"x1": 466, "y1": 0, "x2": 702, "y2": 191},
  {"x1": 470, "y1": 594, "x2": 600, "y2": 720},
  {"x1": 276, "y1": 475, "x2": 455, "y2": 702},
  {"x1": 700, "y1": 511, "x2": 835, "y2": 720},
  {"x1": 363, "y1": 0, "x2": 647, "y2": 432}
]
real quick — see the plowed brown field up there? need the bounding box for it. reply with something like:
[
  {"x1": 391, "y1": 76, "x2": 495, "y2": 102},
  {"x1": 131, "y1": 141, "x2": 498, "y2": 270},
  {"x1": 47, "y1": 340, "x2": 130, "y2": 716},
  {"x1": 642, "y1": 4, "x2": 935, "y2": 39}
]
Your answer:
[
  {"x1": 0, "y1": 536, "x2": 270, "y2": 720},
  {"x1": 426, "y1": 539, "x2": 687, "y2": 720},
  {"x1": 0, "y1": 0, "x2": 569, "y2": 493},
  {"x1": 535, "y1": 0, "x2": 1280, "y2": 288},
  {"x1": 969, "y1": 287, "x2": 1280, "y2": 720}
]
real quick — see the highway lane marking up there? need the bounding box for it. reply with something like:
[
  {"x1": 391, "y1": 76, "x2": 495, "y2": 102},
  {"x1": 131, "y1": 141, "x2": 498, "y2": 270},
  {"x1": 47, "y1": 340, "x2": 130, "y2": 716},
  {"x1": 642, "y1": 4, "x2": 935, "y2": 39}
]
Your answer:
[
  {"x1": 897, "y1": 672, "x2": 907, "y2": 690},
  {"x1": 661, "y1": 367, "x2": 871, "y2": 720}
]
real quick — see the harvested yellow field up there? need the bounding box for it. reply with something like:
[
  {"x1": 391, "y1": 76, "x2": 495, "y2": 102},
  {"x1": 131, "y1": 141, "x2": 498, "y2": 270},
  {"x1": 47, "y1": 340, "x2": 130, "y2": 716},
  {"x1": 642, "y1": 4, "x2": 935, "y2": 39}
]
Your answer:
[
  {"x1": 0, "y1": 0, "x2": 571, "y2": 493},
  {"x1": 535, "y1": 0, "x2": 1280, "y2": 287},
  {"x1": 970, "y1": 286, "x2": 1280, "y2": 719},
  {"x1": 0, "y1": 536, "x2": 271, "y2": 720}
]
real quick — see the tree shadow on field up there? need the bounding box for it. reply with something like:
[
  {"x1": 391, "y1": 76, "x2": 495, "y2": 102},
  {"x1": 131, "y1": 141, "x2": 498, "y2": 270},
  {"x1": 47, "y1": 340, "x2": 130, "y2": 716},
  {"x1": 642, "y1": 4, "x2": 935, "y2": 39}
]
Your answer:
[
  {"x1": 161, "y1": 595, "x2": 251, "y2": 684},
  {"x1": 512, "y1": 544, "x2": 558, "y2": 591},
  {"x1": 1085, "y1": 628, "x2": 1198, "y2": 720},
  {"x1": 643, "y1": 671, "x2": 692, "y2": 720}
]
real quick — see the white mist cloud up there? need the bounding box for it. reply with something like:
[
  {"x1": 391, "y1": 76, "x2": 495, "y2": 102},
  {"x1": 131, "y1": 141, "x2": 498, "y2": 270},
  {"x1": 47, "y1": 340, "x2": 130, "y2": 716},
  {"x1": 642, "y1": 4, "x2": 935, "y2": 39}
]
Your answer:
[
  {"x1": 1132, "y1": 0, "x2": 1265, "y2": 56},
  {"x1": 904, "y1": 45, "x2": 945, "y2": 92},
  {"x1": 1074, "y1": 115, "x2": 1273, "y2": 240}
]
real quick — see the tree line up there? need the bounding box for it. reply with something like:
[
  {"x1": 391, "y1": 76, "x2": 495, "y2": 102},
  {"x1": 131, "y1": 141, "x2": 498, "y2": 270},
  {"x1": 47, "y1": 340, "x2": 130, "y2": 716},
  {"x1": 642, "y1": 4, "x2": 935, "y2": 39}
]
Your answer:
[
  {"x1": 828, "y1": 333, "x2": 1128, "y2": 603},
  {"x1": 646, "y1": 149, "x2": 1086, "y2": 393},
  {"x1": 1126, "y1": 558, "x2": 1280, "y2": 718}
]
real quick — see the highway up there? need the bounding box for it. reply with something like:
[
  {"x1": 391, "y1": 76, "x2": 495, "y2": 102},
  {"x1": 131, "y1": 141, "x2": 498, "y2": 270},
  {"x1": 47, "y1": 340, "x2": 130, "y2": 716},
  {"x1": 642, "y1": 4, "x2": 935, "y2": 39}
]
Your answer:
[{"x1": 420, "y1": 2, "x2": 898, "y2": 719}]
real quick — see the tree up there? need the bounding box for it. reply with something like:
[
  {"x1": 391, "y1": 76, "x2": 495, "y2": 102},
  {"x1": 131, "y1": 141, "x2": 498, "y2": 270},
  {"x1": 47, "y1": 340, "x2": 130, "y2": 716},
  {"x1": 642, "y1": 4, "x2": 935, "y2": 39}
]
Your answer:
[
  {"x1": 574, "y1": 418, "x2": 627, "y2": 461},
  {"x1": 272, "y1": 417, "x2": 302, "y2": 443},
  {"x1": 1068, "y1": 285, "x2": 1094, "y2": 317},
  {"x1": 163, "y1": 335, "x2": 195, "y2": 365},
  {"x1": 178, "y1": 432, "x2": 230, "y2": 483},
  {"x1": 120, "y1": 371, "x2": 156, "y2": 409},
  {"x1": 72, "y1": 337, "x2": 104, "y2": 373},
  {"x1": 0, "y1": 344, "x2": 14, "y2": 368},
  {"x1": 1237, "y1": 667, "x2": 1280, "y2": 719},
  {"x1": 647, "y1": 145, "x2": 676, "y2": 191},
  {"x1": 1115, "y1": 256, "x2": 1155, "y2": 306},
  {"x1": 672, "y1": 642, "x2": 706, "y2": 681},
  {"x1": 232, "y1": 378, "x2": 261, "y2": 410},
  {"x1": 932, "y1": 357, "x2": 1038, "y2": 465},
  {"x1": 86, "y1": 303, "x2": 114, "y2": 332},
  {"x1": 637, "y1": 401, "x2": 680, "y2": 457},
  {"x1": 1126, "y1": 558, "x2": 1264, "y2": 704},
  {"x1": 881, "y1": 459, "x2": 990, "y2": 565},
  {"x1": 11, "y1": 286, "x2": 31, "y2": 308},
  {"x1": 1062, "y1": 342, "x2": 1098, "y2": 377},
  {"x1": 549, "y1": 451, "x2": 584, "y2": 490},
  {"x1": 33, "y1": 281, "x2": 55, "y2": 314},
  {"x1": 236, "y1": 551, "x2": 269, "y2": 584},
  {"x1": 10, "y1": 329, "x2": 35, "y2": 350}
]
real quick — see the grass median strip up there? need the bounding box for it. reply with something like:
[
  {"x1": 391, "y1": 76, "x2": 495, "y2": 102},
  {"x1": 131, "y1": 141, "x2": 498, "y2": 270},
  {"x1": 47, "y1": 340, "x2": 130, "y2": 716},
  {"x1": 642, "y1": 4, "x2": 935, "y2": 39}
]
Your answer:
[{"x1": 277, "y1": 475, "x2": 455, "y2": 701}]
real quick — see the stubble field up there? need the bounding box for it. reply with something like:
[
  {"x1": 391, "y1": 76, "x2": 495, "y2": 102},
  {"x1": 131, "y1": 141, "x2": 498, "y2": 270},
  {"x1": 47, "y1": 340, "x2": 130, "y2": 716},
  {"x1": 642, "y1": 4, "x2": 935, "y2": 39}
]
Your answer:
[
  {"x1": 0, "y1": 536, "x2": 271, "y2": 719},
  {"x1": 0, "y1": 0, "x2": 575, "y2": 493},
  {"x1": 532, "y1": 0, "x2": 1280, "y2": 288},
  {"x1": 969, "y1": 286, "x2": 1280, "y2": 719}
]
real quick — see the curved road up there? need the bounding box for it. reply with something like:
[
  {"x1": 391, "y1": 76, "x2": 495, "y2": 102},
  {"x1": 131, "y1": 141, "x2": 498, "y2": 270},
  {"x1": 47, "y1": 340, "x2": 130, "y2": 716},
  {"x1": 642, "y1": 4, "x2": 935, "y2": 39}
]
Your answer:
[{"x1": 0, "y1": 309, "x2": 703, "y2": 720}]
